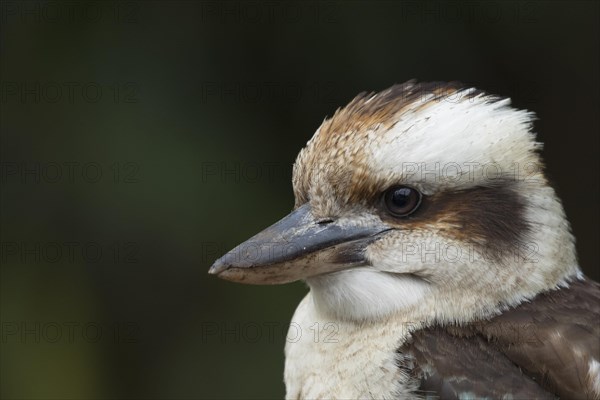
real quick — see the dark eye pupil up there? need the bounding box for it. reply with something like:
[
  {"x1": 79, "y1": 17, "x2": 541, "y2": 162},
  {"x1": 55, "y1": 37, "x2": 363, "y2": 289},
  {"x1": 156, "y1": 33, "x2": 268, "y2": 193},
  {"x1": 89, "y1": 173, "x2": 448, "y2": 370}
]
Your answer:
[
  {"x1": 391, "y1": 188, "x2": 412, "y2": 208},
  {"x1": 384, "y1": 185, "x2": 421, "y2": 217}
]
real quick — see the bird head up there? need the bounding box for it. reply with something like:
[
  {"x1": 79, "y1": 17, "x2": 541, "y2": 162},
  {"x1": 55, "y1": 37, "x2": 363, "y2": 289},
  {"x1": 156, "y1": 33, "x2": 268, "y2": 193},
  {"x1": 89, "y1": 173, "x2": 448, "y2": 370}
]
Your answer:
[{"x1": 210, "y1": 81, "x2": 579, "y2": 322}]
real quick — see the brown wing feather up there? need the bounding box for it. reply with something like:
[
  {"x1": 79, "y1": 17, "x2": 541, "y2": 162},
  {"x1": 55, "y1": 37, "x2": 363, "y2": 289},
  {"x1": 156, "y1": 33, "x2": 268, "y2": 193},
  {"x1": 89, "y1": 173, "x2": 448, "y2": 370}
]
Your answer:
[
  {"x1": 401, "y1": 277, "x2": 600, "y2": 399},
  {"x1": 401, "y1": 326, "x2": 557, "y2": 399},
  {"x1": 476, "y1": 278, "x2": 600, "y2": 399}
]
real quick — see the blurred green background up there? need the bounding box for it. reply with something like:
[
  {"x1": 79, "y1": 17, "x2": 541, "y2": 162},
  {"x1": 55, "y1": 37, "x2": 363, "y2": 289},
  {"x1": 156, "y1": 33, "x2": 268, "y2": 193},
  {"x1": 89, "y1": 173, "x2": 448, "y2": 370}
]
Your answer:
[{"x1": 1, "y1": 1, "x2": 598, "y2": 399}]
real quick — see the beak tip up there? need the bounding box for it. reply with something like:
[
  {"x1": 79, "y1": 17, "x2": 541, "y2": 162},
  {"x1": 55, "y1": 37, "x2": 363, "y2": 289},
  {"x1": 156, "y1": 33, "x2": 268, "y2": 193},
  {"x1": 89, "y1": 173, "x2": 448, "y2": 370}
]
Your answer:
[{"x1": 208, "y1": 257, "x2": 228, "y2": 276}]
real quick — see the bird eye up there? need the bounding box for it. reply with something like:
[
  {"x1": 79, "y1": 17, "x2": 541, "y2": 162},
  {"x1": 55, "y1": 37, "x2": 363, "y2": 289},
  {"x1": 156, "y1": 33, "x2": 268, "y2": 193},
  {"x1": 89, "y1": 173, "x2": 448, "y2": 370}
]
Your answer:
[{"x1": 383, "y1": 186, "x2": 422, "y2": 217}]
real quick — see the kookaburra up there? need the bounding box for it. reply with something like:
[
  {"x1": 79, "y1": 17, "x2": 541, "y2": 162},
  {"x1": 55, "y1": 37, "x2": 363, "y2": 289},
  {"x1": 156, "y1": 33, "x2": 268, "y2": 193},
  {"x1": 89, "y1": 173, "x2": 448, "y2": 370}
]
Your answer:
[{"x1": 209, "y1": 81, "x2": 600, "y2": 399}]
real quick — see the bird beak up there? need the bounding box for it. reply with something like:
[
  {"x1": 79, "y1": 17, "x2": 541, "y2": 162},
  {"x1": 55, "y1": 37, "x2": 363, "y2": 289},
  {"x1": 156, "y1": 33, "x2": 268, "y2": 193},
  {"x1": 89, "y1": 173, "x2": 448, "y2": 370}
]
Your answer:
[{"x1": 209, "y1": 204, "x2": 390, "y2": 284}]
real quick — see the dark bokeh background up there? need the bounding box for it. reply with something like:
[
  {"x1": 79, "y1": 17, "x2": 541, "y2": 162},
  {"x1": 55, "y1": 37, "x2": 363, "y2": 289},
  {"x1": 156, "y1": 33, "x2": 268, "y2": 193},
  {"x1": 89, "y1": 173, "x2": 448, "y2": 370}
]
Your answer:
[{"x1": 1, "y1": 1, "x2": 598, "y2": 399}]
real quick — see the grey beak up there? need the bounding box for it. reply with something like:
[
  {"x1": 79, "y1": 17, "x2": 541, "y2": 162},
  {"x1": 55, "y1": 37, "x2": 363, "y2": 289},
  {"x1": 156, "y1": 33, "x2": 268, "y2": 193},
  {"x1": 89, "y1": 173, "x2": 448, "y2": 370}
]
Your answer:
[{"x1": 209, "y1": 204, "x2": 390, "y2": 284}]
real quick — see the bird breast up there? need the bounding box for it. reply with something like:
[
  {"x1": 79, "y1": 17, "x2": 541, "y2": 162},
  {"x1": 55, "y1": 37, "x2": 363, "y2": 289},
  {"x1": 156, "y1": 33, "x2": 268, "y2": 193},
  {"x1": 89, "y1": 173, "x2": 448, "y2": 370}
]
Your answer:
[{"x1": 284, "y1": 293, "x2": 423, "y2": 399}]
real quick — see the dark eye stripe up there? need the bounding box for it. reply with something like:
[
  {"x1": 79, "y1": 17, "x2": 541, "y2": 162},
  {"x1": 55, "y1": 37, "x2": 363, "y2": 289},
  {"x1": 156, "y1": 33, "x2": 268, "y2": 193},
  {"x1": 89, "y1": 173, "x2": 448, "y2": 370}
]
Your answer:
[{"x1": 378, "y1": 181, "x2": 530, "y2": 260}]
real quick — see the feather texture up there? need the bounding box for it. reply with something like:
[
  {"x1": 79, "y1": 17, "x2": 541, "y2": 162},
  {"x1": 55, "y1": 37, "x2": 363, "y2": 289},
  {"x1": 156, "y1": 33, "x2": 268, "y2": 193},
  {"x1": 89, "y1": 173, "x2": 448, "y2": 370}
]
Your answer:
[{"x1": 401, "y1": 278, "x2": 600, "y2": 399}]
